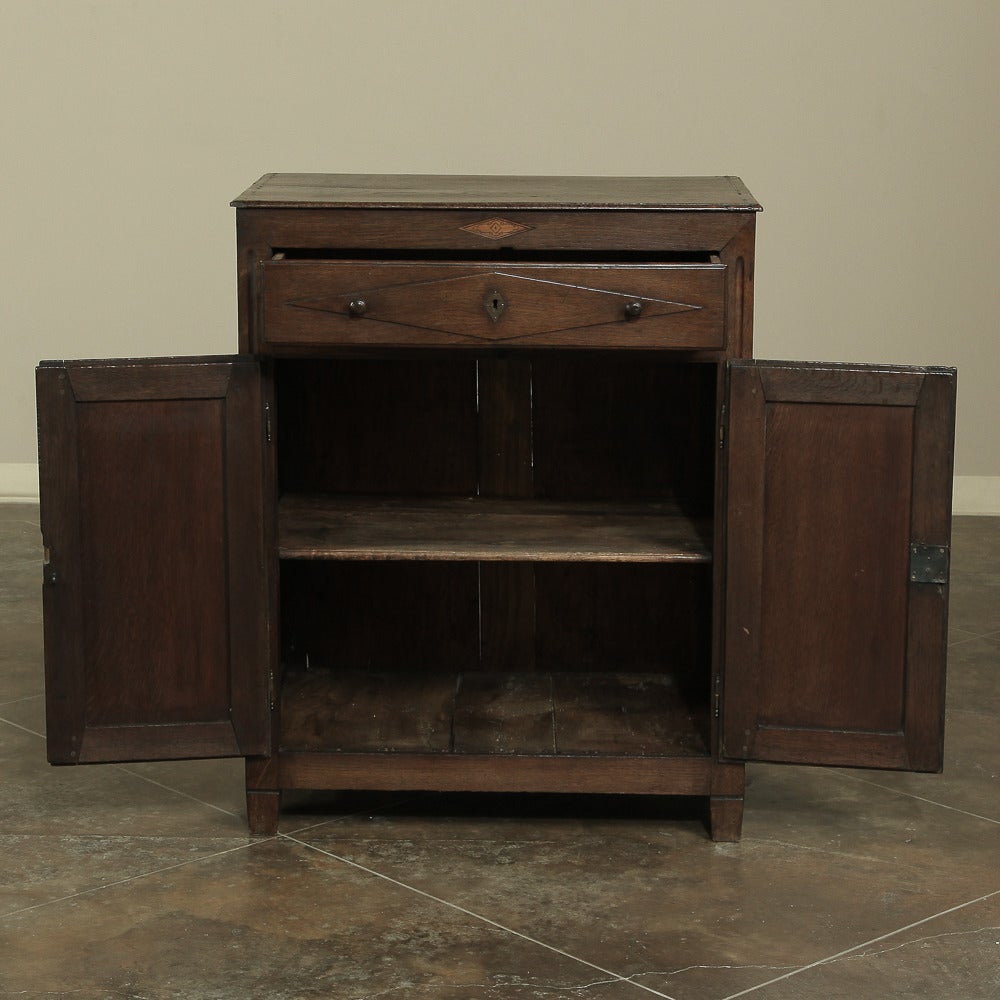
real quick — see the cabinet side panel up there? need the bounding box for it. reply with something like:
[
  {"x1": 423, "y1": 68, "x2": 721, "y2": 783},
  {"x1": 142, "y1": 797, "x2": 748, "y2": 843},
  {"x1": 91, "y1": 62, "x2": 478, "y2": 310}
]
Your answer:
[{"x1": 77, "y1": 399, "x2": 230, "y2": 725}]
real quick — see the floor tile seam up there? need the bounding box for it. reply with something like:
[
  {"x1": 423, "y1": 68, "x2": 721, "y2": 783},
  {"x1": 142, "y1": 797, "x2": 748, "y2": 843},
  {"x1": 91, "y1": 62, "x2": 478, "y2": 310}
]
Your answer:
[
  {"x1": 111, "y1": 764, "x2": 244, "y2": 820},
  {"x1": 827, "y1": 769, "x2": 1000, "y2": 826},
  {"x1": 281, "y1": 832, "x2": 680, "y2": 1000},
  {"x1": 948, "y1": 705, "x2": 1000, "y2": 719},
  {"x1": 0, "y1": 693, "x2": 43, "y2": 710},
  {"x1": 0, "y1": 836, "x2": 273, "y2": 923},
  {"x1": 737, "y1": 835, "x2": 948, "y2": 874},
  {"x1": 947, "y1": 631, "x2": 999, "y2": 647},
  {"x1": 0, "y1": 713, "x2": 44, "y2": 740},
  {"x1": 0, "y1": 713, "x2": 249, "y2": 823},
  {"x1": 715, "y1": 886, "x2": 1000, "y2": 1000}
]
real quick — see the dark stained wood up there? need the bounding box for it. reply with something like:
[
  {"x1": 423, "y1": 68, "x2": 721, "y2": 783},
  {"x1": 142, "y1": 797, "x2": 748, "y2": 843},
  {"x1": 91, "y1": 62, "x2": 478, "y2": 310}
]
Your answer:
[
  {"x1": 553, "y1": 674, "x2": 709, "y2": 756},
  {"x1": 757, "y1": 361, "x2": 925, "y2": 405},
  {"x1": 477, "y1": 358, "x2": 533, "y2": 496},
  {"x1": 279, "y1": 751, "x2": 716, "y2": 796},
  {"x1": 717, "y1": 216, "x2": 756, "y2": 360},
  {"x1": 722, "y1": 361, "x2": 957, "y2": 770},
  {"x1": 531, "y1": 357, "x2": 717, "y2": 506},
  {"x1": 260, "y1": 261, "x2": 725, "y2": 350},
  {"x1": 275, "y1": 358, "x2": 478, "y2": 496},
  {"x1": 277, "y1": 496, "x2": 713, "y2": 562},
  {"x1": 478, "y1": 562, "x2": 537, "y2": 674},
  {"x1": 246, "y1": 790, "x2": 280, "y2": 836},
  {"x1": 708, "y1": 798, "x2": 744, "y2": 842},
  {"x1": 34, "y1": 175, "x2": 962, "y2": 840},
  {"x1": 477, "y1": 359, "x2": 536, "y2": 672},
  {"x1": 279, "y1": 561, "x2": 479, "y2": 675},
  {"x1": 904, "y1": 371, "x2": 956, "y2": 770},
  {"x1": 281, "y1": 669, "x2": 709, "y2": 759},
  {"x1": 36, "y1": 365, "x2": 86, "y2": 763},
  {"x1": 281, "y1": 671, "x2": 457, "y2": 753},
  {"x1": 453, "y1": 674, "x2": 555, "y2": 753},
  {"x1": 233, "y1": 174, "x2": 762, "y2": 210},
  {"x1": 36, "y1": 358, "x2": 269, "y2": 763},
  {"x1": 237, "y1": 209, "x2": 756, "y2": 270},
  {"x1": 534, "y1": 563, "x2": 712, "y2": 684}
]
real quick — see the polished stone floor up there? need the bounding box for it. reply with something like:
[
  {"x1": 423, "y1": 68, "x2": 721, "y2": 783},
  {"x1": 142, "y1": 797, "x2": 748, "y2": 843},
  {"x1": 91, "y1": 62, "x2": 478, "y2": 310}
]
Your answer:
[{"x1": 1, "y1": 502, "x2": 997, "y2": 999}]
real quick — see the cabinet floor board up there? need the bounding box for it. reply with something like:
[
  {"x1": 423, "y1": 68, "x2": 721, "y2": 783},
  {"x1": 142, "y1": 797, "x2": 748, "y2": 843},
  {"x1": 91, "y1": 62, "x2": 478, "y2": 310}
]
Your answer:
[{"x1": 281, "y1": 670, "x2": 710, "y2": 757}]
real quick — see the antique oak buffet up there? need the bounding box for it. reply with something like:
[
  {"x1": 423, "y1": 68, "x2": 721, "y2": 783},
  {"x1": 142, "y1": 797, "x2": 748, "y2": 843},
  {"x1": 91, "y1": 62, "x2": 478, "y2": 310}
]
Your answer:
[{"x1": 36, "y1": 175, "x2": 956, "y2": 840}]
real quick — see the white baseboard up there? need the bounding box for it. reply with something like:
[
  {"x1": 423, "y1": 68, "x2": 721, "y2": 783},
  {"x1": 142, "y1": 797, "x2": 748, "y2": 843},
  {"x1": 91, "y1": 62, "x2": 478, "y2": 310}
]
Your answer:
[
  {"x1": 2, "y1": 463, "x2": 999, "y2": 514},
  {"x1": 0, "y1": 463, "x2": 39, "y2": 502}
]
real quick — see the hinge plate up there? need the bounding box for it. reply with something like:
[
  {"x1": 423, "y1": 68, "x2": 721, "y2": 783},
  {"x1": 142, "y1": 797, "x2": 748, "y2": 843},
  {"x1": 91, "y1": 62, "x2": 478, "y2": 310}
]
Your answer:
[{"x1": 909, "y1": 543, "x2": 950, "y2": 585}]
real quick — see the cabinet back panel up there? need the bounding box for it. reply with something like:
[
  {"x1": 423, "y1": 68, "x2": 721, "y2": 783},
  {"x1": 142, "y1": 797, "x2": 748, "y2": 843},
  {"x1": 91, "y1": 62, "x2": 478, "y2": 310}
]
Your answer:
[
  {"x1": 280, "y1": 561, "x2": 480, "y2": 672},
  {"x1": 534, "y1": 563, "x2": 711, "y2": 691},
  {"x1": 531, "y1": 359, "x2": 716, "y2": 505},
  {"x1": 276, "y1": 359, "x2": 479, "y2": 495},
  {"x1": 77, "y1": 400, "x2": 231, "y2": 725},
  {"x1": 280, "y1": 561, "x2": 710, "y2": 693}
]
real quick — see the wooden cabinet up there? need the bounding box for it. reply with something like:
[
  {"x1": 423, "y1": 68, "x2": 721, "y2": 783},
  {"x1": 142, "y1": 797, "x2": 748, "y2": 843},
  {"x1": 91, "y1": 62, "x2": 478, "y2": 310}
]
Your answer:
[{"x1": 36, "y1": 175, "x2": 956, "y2": 840}]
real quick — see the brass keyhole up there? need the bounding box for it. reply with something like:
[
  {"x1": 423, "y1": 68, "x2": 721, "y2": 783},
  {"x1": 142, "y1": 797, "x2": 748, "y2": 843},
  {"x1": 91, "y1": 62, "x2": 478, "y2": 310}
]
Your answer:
[{"x1": 484, "y1": 289, "x2": 507, "y2": 322}]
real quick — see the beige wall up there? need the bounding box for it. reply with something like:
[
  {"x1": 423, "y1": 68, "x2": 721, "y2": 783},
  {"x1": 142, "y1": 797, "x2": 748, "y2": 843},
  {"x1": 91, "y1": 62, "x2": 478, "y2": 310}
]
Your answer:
[{"x1": 2, "y1": 1, "x2": 997, "y2": 484}]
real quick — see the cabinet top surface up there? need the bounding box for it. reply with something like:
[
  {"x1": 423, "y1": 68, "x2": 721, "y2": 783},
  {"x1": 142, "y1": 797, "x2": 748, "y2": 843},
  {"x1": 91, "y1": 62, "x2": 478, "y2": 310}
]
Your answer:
[{"x1": 232, "y1": 174, "x2": 761, "y2": 211}]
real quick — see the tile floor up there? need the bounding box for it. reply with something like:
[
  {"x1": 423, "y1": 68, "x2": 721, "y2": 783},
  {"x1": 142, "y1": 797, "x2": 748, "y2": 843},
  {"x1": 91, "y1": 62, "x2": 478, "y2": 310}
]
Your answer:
[{"x1": 1, "y1": 502, "x2": 997, "y2": 999}]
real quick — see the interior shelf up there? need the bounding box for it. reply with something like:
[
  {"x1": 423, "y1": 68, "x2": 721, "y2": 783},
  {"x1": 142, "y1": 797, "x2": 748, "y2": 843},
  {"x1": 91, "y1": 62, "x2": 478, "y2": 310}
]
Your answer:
[
  {"x1": 278, "y1": 495, "x2": 712, "y2": 563},
  {"x1": 281, "y1": 670, "x2": 710, "y2": 757}
]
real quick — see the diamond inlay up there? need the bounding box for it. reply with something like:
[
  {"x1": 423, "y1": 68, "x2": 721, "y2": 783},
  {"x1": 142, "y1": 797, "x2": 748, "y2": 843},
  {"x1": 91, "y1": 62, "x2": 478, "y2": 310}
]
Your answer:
[{"x1": 461, "y1": 217, "x2": 533, "y2": 240}]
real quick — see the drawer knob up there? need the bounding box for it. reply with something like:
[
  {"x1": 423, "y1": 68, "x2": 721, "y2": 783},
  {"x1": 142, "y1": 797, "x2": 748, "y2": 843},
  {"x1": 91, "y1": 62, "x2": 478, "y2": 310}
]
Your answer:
[
  {"x1": 348, "y1": 299, "x2": 368, "y2": 317},
  {"x1": 624, "y1": 300, "x2": 643, "y2": 319}
]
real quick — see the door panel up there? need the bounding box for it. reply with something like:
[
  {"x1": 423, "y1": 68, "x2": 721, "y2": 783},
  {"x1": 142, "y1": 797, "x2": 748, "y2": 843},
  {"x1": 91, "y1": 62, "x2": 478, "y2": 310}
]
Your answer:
[
  {"x1": 36, "y1": 357, "x2": 269, "y2": 763},
  {"x1": 722, "y1": 361, "x2": 955, "y2": 771}
]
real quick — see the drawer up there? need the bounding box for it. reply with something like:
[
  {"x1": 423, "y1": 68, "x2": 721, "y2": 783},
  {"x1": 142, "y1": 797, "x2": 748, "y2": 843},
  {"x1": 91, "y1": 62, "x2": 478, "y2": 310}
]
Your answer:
[{"x1": 259, "y1": 260, "x2": 725, "y2": 350}]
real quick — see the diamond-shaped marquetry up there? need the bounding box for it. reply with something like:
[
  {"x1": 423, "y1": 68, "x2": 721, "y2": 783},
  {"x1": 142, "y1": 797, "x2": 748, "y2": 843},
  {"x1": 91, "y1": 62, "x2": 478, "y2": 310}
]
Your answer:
[
  {"x1": 288, "y1": 270, "x2": 700, "y2": 344},
  {"x1": 460, "y1": 217, "x2": 533, "y2": 240}
]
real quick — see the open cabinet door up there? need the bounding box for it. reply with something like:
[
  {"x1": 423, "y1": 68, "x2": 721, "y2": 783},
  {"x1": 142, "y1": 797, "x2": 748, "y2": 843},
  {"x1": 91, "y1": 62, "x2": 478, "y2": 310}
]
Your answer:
[
  {"x1": 36, "y1": 357, "x2": 269, "y2": 763},
  {"x1": 722, "y1": 360, "x2": 955, "y2": 771}
]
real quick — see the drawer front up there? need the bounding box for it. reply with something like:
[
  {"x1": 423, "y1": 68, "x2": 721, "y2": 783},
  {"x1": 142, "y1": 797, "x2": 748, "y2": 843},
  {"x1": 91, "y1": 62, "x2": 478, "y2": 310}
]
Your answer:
[{"x1": 260, "y1": 261, "x2": 725, "y2": 350}]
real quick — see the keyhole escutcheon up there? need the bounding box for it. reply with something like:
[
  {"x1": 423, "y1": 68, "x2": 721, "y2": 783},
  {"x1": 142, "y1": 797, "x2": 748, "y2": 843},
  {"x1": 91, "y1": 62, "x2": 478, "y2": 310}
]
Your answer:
[{"x1": 484, "y1": 289, "x2": 507, "y2": 322}]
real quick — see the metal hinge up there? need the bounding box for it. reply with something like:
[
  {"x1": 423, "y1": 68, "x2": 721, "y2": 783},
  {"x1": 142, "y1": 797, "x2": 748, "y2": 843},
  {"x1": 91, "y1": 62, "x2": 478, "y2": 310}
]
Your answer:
[
  {"x1": 718, "y1": 403, "x2": 727, "y2": 450},
  {"x1": 909, "y1": 543, "x2": 950, "y2": 585},
  {"x1": 268, "y1": 670, "x2": 276, "y2": 711},
  {"x1": 264, "y1": 403, "x2": 272, "y2": 444},
  {"x1": 714, "y1": 674, "x2": 722, "y2": 718}
]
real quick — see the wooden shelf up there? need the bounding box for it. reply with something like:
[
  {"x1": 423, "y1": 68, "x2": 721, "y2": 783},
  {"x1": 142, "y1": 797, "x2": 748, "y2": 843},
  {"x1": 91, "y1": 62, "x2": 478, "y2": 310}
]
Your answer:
[
  {"x1": 278, "y1": 495, "x2": 712, "y2": 563},
  {"x1": 281, "y1": 670, "x2": 710, "y2": 758}
]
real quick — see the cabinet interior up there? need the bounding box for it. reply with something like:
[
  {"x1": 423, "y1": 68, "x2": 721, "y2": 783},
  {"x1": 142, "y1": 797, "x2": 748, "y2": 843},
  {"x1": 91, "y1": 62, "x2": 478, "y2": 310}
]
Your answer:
[{"x1": 274, "y1": 354, "x2": 717, "y2": 759}]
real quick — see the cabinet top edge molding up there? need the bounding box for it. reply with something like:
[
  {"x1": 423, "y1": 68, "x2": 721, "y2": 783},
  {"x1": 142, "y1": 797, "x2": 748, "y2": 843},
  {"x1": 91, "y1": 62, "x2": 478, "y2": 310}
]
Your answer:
[{"x1": 232, "y1": 174, "x2": 762, "y2": 212}]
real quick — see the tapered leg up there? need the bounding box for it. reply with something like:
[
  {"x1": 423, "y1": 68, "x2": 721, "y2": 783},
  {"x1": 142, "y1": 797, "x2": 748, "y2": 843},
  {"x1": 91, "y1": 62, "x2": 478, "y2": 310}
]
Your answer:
[
  {"x1": 246, "y1": 789, "x2": 281, "y2": 835},
  {"x1": 245, "y1": 755, "x2": 280, "y2": 835},
  {"x1": 709, "y1": 796, "x2": 744, "y2": 842},
  {"x1": 708, "y1": 760, "x2": 746, "y2": 841}
]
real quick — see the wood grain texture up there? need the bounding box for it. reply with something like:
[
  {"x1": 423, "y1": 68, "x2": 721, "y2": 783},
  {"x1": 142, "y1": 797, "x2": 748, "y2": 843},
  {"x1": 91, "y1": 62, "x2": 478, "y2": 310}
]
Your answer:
[
  {"x1": 281, "y1": 670, "x2": 709, "y2": 758},
  {"x1": 261, "y1": 261, "x2": 725, "y2": 350},
  {"x1": 236, "y1": 209, "x2": 755, "y2": 266},
  {"x1": 277, "y1": 496, "x2": 713, "y2": 562},
  {"x1": 233, "y1": 174, "x2": 762, "y2": 210},
  {"x1": 722, "y1": 361, "x2": 956, "y2": 770},
  {"x1": 278, "y1": 561, "x2": 480, "y2": 674},
  {"x1": 275, "y1": 358, "x2": 479, "y2": 496},
  {"x1": 279, "y1": 751, "x2": 715, "y2": 796},
  {"x1": 36, "y1": 358, "x2": 269, "y2": 763}
]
